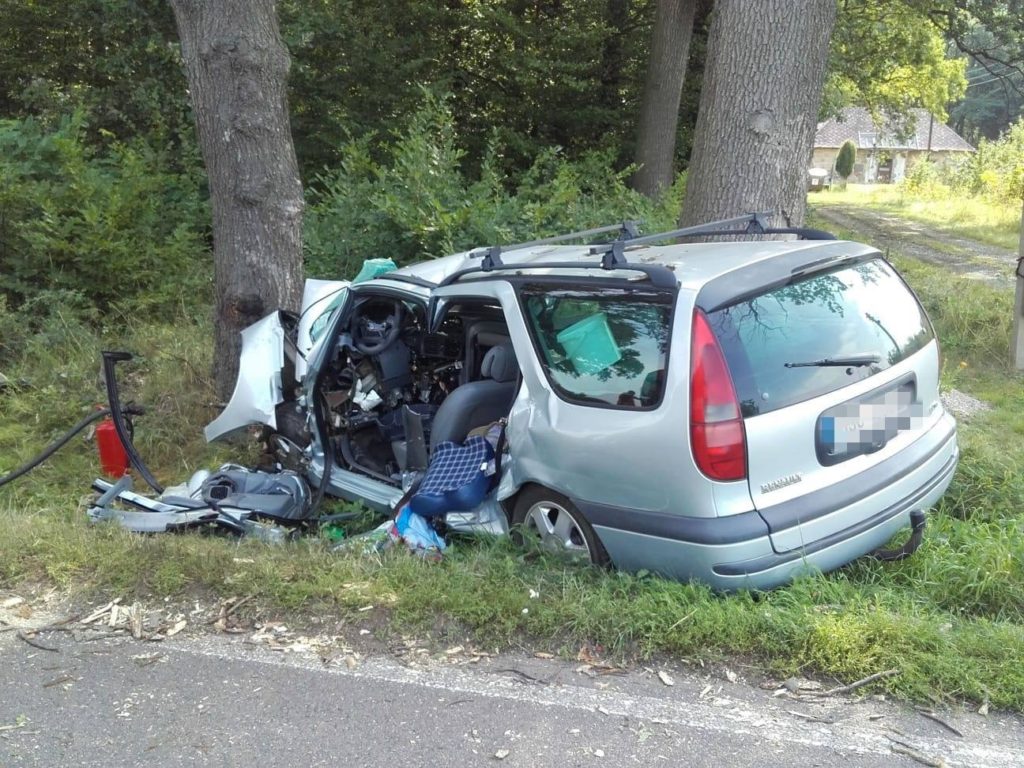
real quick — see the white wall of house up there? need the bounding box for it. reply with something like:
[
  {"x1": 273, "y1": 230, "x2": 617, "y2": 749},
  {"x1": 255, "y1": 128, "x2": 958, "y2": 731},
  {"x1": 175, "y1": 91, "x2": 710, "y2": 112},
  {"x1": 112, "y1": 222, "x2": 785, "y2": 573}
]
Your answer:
[{"x1": 810, "y1": 147, "x2": 968, "y2": 184}]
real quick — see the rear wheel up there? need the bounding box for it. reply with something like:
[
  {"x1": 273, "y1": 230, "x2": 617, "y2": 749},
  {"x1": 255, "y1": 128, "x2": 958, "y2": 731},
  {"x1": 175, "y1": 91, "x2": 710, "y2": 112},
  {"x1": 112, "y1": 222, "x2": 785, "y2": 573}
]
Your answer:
[{"x1": 511, "y1": 487, "x2": 609, "y2": 566}]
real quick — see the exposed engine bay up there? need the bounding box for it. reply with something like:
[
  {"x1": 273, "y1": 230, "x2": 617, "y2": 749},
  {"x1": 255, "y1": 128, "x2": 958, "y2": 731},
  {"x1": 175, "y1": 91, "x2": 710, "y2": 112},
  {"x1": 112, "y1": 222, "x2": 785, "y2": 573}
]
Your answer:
[{"x1": 308, "y1": 296, "x2": 510, "y2": 486}]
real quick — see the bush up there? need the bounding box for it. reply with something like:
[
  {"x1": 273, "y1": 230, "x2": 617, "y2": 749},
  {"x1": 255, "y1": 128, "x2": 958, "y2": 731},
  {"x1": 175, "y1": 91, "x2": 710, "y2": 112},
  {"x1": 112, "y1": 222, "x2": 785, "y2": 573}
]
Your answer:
[
  {"x1": 304, "y1": 93, "x2": 685, "y2": 280},
  {"x1": 952, "y1": 119, "x2": 1024, "y2": 203},
  {"x1": 0, "y1": 112, "x2": 211, "y2": 316},
  {"x1": 835, "y1": 140, "x2": 856, "y2": 179},
  {"x1": 900, "y1": 158, "x2": 952, "y2": 199}
]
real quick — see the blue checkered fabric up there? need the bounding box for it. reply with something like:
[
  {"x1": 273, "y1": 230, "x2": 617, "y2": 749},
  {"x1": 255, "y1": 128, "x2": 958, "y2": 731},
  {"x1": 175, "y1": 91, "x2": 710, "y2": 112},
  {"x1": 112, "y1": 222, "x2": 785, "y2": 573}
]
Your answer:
[{"x1": 418, "y1": 436, "x2": 493, "y2": 495}]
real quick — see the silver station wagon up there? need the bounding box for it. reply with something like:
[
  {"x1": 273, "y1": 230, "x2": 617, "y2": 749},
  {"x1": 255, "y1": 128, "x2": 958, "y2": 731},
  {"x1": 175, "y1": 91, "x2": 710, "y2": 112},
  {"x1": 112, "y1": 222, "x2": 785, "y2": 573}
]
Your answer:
[{"x1": 206, "y1": 214, "x2": 959, "y2": 590}]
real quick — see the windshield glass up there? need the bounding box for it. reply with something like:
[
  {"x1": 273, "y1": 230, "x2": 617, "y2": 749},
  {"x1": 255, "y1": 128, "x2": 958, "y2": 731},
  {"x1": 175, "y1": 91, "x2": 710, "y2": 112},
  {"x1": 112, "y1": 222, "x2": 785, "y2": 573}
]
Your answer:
[{"x1": 708, "y1": 258, "x2": 934, "y2": 417}]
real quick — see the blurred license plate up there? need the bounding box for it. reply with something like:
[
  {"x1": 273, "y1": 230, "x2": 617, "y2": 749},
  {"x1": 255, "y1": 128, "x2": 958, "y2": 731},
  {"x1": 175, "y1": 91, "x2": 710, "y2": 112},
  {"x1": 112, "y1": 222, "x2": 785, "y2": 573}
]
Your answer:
[{"x1": 817, "y1": 380, "x2": 922, "y2": 465}]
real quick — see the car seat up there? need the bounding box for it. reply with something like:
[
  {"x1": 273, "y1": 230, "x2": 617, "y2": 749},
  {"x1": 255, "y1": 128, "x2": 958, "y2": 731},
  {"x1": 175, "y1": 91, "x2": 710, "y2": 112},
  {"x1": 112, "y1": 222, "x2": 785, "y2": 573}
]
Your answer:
[{"x1": 429, "y1": 343, "x2": 519, "y2": 449}]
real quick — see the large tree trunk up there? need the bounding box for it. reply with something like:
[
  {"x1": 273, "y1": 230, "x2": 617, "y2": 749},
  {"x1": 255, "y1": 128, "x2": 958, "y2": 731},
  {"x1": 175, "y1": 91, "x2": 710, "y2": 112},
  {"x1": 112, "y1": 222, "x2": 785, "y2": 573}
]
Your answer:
[
  {"x1": 632, "y1": 0, "x2": 698, "y2": 197},
  {"x1": 680, "y1": 0, "x2": 837, "y2": 228},
  {"x1": 170, "y1": 0, "x2": 304, "y2": 400}
]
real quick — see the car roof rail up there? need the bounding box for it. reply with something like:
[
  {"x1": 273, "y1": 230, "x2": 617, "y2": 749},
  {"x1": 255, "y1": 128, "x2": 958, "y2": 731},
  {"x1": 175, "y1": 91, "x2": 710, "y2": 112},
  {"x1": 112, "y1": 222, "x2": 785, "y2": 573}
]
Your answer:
[
  {"x1": 587, "y1": 212, "x2": 835, "y2": 256},
  {"x1": 375, "y1": 221, "x2": 641, "y2": 290},
  {"x1": 434, "y1": 213, "x2": 838, "y2": 290},
  {"x1": 472, "y1": 220, "x2": 641, "y2": 271}
]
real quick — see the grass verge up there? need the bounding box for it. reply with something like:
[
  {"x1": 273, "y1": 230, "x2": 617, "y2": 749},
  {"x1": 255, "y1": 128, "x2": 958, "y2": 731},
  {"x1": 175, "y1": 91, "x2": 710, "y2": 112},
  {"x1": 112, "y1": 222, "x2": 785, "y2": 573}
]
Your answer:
[
  {"x1": 814, "y1": 184, "x2": 1021, "y2": 252},
  {"x1": 1, "y1": 246, "x2": 1023, "y2": 711}
]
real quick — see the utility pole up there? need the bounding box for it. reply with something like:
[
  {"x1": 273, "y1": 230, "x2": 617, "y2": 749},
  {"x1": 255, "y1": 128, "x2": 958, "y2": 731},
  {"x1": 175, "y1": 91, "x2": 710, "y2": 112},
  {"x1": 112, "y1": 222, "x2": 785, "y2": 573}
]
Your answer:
[{"x1": 1014, "y1": 198, "x2": 1024, "y2": 370}]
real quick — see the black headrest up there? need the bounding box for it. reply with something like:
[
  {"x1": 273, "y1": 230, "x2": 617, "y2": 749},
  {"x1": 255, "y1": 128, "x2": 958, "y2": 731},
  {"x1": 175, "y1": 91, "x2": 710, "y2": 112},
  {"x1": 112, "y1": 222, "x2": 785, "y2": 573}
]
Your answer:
[{"x1": 481, "y1": 344, "x2": 519, "y2": 383}]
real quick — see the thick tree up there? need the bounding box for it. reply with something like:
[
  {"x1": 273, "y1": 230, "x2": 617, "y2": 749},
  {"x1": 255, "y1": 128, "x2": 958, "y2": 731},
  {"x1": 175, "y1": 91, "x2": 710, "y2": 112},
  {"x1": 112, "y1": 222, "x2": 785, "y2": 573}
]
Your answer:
[
  {"x1": 632, "y1": 0, "x2": 699, "y2": 197},
  {"x1": 169, "y1": 0, "x2": 304, "y2": 399},
  {"x1": 681, "y1": 0, "x2": 838, "y2": 228}
]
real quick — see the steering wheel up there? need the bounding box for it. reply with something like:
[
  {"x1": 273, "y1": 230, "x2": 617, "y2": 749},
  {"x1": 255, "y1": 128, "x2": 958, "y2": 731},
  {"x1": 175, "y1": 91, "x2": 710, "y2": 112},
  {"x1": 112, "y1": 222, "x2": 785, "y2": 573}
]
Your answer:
[{"x1": 351, "y1": 299, "x2": 405, "y2": 355}]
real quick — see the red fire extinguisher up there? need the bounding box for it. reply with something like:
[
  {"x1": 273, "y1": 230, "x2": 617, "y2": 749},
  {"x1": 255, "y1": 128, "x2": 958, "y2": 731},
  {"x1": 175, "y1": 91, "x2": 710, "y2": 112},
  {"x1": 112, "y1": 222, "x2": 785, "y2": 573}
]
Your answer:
[{"x1": 96, "y1": 414, "x2": 130, "y2": 479}]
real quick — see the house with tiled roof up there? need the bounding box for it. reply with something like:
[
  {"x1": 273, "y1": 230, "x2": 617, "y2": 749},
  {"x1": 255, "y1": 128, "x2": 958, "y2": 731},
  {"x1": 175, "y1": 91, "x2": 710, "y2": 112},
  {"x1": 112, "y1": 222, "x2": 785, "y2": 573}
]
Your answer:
[{"x1": 812, "y1": 107, "x2": 974, "y2": 183}]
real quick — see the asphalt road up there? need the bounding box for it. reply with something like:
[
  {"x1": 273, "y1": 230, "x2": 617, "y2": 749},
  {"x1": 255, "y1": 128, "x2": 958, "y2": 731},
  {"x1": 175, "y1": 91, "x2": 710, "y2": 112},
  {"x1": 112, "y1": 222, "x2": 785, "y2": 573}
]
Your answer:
[{"x1": 2, "y1": 631, "x2": 1023, "y2": 767}]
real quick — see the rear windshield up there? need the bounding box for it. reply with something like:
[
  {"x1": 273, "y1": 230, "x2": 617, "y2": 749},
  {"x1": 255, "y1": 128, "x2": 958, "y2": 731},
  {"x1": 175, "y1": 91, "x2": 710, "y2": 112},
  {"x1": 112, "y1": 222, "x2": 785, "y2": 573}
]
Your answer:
[
  {"x1": 708, "y1": 258, "x2": 934, "y2": 417},
  {"x1": 521, "y1": 288, "x2": 672, "y2": 409}
]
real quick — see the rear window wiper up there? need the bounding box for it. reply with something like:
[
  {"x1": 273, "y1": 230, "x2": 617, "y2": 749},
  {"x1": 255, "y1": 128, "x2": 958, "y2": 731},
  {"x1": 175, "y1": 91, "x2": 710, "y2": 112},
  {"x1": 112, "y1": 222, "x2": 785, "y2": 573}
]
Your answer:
[{"x1": 784, "y1": 353, "x2": 881, "y2": 369}]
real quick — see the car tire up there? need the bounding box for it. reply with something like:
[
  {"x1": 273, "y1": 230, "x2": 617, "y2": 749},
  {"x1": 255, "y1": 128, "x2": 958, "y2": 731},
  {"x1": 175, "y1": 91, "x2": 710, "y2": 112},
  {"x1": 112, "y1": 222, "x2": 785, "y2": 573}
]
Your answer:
[{"x1": 510, "y1": 486, "x2": 610, "y2": 567}]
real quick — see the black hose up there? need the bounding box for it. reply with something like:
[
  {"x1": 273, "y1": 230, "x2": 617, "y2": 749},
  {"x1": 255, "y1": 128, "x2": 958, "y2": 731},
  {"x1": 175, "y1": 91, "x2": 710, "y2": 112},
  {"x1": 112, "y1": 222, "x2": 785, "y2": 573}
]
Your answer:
[
  {"x1": 0, "y1": 409, "x2": 111, "y2": 488},
  {"x1": 102, "y1": 351, "x2": 163, "y2": 493}
]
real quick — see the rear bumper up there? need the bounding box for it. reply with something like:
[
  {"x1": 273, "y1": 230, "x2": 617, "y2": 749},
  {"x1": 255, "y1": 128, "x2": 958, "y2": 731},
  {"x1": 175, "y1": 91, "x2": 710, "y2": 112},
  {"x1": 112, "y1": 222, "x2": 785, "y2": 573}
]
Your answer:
[{"x1": 577, "y1": 422, "x2": 958, "y2": 591}]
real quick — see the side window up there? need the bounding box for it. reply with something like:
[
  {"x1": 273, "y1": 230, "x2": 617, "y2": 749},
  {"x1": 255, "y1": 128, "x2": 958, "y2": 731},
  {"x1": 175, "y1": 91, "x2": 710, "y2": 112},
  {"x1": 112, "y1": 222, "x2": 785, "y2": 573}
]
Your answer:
[
  {"x1": 309, "y1": 290, "x2": 348, "y2": 344},
  {"x1": 521, "y1": 288, "x2": 672, "y2": 409}
]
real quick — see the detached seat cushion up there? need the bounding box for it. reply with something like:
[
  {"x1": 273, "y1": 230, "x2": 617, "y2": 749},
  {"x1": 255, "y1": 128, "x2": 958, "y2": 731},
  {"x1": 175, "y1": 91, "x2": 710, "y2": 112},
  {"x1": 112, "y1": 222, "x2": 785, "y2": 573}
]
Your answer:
[{"x1": 408, "y1": 436, "x2": 495, "y2": 519}]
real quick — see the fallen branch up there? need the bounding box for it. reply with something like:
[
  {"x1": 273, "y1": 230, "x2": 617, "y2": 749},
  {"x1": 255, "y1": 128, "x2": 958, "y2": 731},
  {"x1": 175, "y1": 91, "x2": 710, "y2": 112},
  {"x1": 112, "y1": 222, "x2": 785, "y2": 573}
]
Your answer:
[
  {"x1": 890, "y1": 742, "x2": 947, "y2": 767},
  {"x1": 786, "y1": 709, "x2": 837, "y2": 724},
  {"x1": 495, "y1": 668, "x2": 549, "y2": 686},
  {"x1": 207, "y1": 595, "x2": 254, "y2": 626},
  {"x1": 42, "y1": 674, "x2": 74, "y2": 688},
  {"x1": 916, "y1": 708, "x2": 964, "y2": 738},
  {"x1": 79, "y1": 631, "x2": 124, "y2": 643},
  {"x1": 822, "y1": 668, "x2": 899, "y2": 696},
  {"x1": 35, "y1": 614, "x2": 81, "y2": 631},
  {"x1": 81, "y1": 599, "x2": 120, "y2": 625},
  {"x1": 16, "y1": 631, "x2": 58, "y2": 652}
]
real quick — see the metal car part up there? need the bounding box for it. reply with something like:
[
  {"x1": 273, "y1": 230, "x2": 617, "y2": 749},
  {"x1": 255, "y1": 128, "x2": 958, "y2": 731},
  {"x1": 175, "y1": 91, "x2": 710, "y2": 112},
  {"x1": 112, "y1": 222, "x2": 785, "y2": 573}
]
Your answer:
[{"x1": 204, "y1": 312, "x2": 288, "y2": 442}]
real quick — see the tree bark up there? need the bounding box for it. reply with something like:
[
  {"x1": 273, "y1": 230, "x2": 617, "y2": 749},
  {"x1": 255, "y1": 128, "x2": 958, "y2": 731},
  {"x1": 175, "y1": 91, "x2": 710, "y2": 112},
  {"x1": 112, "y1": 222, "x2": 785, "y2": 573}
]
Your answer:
[
  {"x1": 632, "y1": 0, "x2": 698, "y2": 197},
  {"x1": 680, "y1": 0, "x2": 837, "y2": 228},
  {"x1": 169, "y1": 0, "x2": 304, "y2": 400}
]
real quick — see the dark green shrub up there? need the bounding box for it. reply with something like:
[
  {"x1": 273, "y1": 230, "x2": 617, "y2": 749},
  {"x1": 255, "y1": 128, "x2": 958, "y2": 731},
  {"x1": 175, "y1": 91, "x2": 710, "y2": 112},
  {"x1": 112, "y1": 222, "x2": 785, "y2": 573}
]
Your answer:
[
  {"x1": 0, "y1": 112, "x2": 211, "y2": 316},
  {"x1": 835, "y1": 140, "x2": 856, "y2": 179},
  {"x1": 304, "y1": 94, "x2": 685, "y2": 280}
]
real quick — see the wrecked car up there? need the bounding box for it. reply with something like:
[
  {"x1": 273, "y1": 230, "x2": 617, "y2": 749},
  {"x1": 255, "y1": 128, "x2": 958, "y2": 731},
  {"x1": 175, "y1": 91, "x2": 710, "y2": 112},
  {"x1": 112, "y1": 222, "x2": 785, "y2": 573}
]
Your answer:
[{"x1": 205, "y1": 214, "x2": 959, "y2": 589}]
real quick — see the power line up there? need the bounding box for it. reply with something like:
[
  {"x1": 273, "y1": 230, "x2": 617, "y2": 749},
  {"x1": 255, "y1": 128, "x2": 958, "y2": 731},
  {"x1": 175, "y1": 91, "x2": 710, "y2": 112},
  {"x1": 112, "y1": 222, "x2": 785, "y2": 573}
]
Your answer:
[{"x1": 965, "y1": 66, "x2": 1017, "y2": 83}]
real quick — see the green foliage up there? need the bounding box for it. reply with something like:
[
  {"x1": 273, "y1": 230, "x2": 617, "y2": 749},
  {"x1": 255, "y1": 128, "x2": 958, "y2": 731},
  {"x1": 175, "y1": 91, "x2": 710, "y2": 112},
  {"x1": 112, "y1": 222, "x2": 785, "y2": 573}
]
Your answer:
[
  {"x1": 948, "y1": 27, "x2": 1024, "y2": 143},
  {"x1": 835, "y1": 140, "x2": 856, "y2": 179},
  {"x1": 304, "y1": 94, "x2": 684, "y2": 279},
  {"x1": 279, "y1": 0, "x2": 652, "y2": 177},
  {"x1": 889, "y1": 120, "x2": 1024, "y2": 205},
  {"x1": 0, "y1": 113, "x2": 211, "y2": 316},
  {"x1": 0, "y1": 0, "x2": 191, "y2": 152},
  {"x1": 955, "y1": 119, "x2": 1024, "y2": 203},
  {"x1": 825, "y1": 0, "x2": 967, "y2": 120},
  {"x1": 899, "y1": 158, "x2": 949, "y2": 199}
]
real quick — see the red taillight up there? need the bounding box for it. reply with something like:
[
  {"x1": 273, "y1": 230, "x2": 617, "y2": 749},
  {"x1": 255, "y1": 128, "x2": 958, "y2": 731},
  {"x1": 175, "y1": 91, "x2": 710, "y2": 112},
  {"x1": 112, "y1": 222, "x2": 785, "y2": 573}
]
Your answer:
[{"x1": 690, "y1": 310, "x2": 747, "y2": 481}]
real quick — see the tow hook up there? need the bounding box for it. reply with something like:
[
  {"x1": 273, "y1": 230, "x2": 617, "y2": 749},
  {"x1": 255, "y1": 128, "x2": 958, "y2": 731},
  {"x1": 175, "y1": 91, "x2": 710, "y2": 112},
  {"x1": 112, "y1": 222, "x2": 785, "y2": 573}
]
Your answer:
[{"x1": 870, "y1": 509, "x2": 927, "y2": 562}]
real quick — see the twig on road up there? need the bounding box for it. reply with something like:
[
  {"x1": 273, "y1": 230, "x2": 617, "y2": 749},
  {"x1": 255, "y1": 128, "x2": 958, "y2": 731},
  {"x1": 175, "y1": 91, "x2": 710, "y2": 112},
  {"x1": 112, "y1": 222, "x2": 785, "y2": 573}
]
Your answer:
[
  {"x1": 42, "y1": 674, "x2": 75, "y2": 688},
  {"x1": 822, "y1": 668, "x2": 899, "y2": 696},
  {"x1": 207, "y1": 595, "x2": 254, "y2": 627},
  {"x1": 890, "y1": 741, "x2": 948, "y2": 767},
  {"x1": 16, "y1": 631, "x2": 58, "y2": 652},
  {"x1": 495, "y1": 668, "x2": 550, "y2": 686},
  {"x1": 916, "y1": 708, "x2": 964, "y2": 738}
]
